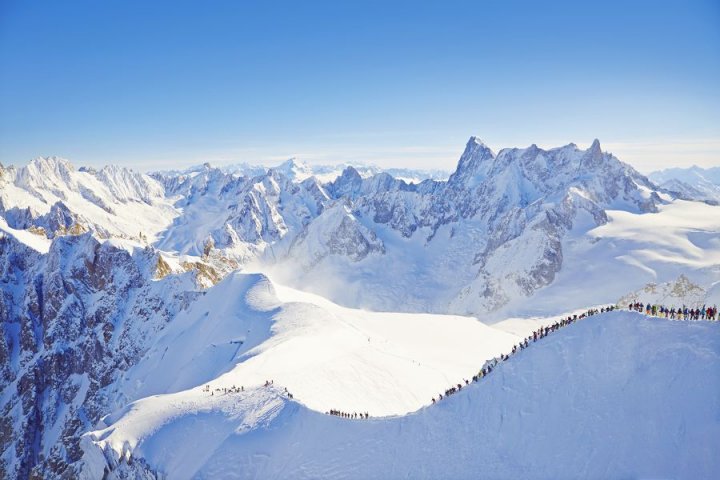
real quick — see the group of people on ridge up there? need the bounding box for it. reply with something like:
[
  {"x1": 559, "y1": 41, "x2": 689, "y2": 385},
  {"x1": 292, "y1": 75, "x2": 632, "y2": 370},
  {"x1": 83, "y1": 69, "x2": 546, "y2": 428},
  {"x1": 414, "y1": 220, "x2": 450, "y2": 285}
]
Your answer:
[
  {"x1": 203, "y1": 379, "x2": 295, "y2": 399},
  {"x1": 628, "y1": 302, "x2": 718, "y2": 320},
  {"x1": 203, "y1": 384, "x2": 244, "y2": 396},
  {"x1": 431, "y1": 306, "x2": 616, "y2": 405},
  {"x1": 327, "y1": 410, "x2": 370, "y2": 419},
  {"x1": 202, "y1": 301, "x2": 713, "y2": 420}
]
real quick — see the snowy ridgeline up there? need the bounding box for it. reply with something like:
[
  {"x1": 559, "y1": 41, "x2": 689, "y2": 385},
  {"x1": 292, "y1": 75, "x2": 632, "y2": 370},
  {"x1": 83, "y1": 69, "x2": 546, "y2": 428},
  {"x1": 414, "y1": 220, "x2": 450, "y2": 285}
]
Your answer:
[
  {"x1": 155, "y1": 158, "x2": 451, "y2": 185},
  {"x1": 649, "y1": 165, "x2": 720, "y2": 204},
  {"x1": 4, "y1": 137, "x2": 720, "y2": 319},
  {"x1": 619, "y1": 274, "x2": 720, "y2": 308},
  {"x1": 80, "y1": 311, "x2": 720, "y2": 479}
]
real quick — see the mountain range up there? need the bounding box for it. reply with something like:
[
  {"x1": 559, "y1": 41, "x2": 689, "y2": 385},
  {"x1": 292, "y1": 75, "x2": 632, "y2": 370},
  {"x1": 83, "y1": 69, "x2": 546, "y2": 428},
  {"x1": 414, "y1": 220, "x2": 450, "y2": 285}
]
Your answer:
[
  {"x1": 648, "y1": 165, "x2": 720, "y2": 204},
  {"x1": 1, "y1": 137, "x2": 719, "y2": 478}
]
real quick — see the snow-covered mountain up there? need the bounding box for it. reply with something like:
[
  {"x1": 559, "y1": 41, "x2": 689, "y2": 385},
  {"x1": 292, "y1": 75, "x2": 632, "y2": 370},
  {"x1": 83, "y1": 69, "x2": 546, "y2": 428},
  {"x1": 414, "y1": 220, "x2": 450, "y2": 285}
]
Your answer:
[
  {"x1": 2, "y1": 137, "x2": 720, "y2": 478},
  {"x1": 265, "y1": 138, "x2": 672, "y2": 315},
  {"x1": 154, "y1": 158, "x2": 450, "y2": 185},
  {"x1": 4, "y1": 139, "x2": 718, "y2": 318},
  {"x1": 649, "y1": 165, "x2": 720, "y2": 204},
  {"x1": 0, "y1": 157, "x2": 178, "y2": 242}
]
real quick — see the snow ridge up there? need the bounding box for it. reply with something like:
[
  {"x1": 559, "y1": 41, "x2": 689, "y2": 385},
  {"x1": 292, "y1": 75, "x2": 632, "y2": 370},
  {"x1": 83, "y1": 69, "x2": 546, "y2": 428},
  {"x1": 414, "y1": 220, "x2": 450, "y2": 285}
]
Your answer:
[
  {"x1": 649, "y1": 165, "x2": 720, "y2": 204},
  {"x1": 81, "y1": 310, "x2": 720, "y2": 480}
]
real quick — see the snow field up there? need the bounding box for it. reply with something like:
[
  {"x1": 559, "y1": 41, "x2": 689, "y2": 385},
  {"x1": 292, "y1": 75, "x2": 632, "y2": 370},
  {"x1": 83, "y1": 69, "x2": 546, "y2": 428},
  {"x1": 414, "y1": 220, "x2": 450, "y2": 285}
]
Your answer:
[
  {"x1": 497, "y1": 200, "x2": 720, "y2": 318},
  {"x1": 108, "y1": 272, "x2": 525, "y2": 419},
  {"x1": 83, "y1": 311, "x2": 720, "y2": 479}
]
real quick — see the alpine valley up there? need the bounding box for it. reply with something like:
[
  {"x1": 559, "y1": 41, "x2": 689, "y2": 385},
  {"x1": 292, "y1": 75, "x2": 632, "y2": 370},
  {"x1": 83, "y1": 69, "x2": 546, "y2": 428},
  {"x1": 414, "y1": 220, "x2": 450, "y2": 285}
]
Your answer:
[{"x1": 1, "y1": 138, "x2": 719, "y2": 479}]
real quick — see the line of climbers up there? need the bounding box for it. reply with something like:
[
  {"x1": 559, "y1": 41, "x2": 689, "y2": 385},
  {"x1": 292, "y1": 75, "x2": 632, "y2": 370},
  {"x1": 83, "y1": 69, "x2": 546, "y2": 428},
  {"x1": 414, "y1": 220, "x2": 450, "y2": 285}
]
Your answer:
[
  {"x1": 202, "y1": 380, "x2": 295, "y2": 399},
  {"x1": 203, "y1": 384, "x2": 244, "y2": 396},
  {"x1": 202, "y1": 302, "x2": 716, "y2": 418},
  {"x1": 327, "y1": 410, "x2": 370, "y2": 419},
  {"x1": 628, "y1": 302, "x2": 718, "y2": 320},
  {"x1": 431, "y1": 305, "x2": 616, "y2": 405}
]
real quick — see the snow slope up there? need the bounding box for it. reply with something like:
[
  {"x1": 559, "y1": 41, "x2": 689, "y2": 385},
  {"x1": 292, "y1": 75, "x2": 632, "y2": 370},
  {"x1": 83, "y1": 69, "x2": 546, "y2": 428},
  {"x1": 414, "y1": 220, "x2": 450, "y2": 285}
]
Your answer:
[
  {"x1": 492, "y1": 199, "x2": 720, "y2": 319},
  {"x1": 82, "y1": 311, "x2": 720, "y2": 479},
  {"x1": 100, "y1": 272, "x2": 522, "y2": 420},
  {"x1": 0, "y1": 216, "x2": 51, "y2": 253}
]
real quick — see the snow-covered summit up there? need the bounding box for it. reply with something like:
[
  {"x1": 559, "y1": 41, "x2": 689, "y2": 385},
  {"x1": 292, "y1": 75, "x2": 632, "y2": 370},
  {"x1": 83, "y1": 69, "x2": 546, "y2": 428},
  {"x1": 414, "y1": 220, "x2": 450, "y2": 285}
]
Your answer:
[
  {"x1": 447, "y1": 136, "x2": 496, "y2": 187},
  {"x1": 270, "y1": 157, "x2": 316, "y2": 182},
  {"x1": 1, "y1": 156, "x2": 178, "y2": 241}
]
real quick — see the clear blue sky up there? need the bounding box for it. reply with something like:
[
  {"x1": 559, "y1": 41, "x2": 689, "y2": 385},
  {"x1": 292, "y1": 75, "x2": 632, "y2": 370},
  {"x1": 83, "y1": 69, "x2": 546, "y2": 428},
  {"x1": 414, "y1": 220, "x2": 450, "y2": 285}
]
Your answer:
[{"x1": 1, "y1": 0, "x2": 719, "y2": 172}]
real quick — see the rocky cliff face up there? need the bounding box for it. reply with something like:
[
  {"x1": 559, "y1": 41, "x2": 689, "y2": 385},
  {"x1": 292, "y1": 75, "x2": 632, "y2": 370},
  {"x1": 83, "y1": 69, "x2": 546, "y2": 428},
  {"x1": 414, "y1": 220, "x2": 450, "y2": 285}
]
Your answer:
[{"x1": 0, "y1": 232, "x2": 196, "y2": 478}]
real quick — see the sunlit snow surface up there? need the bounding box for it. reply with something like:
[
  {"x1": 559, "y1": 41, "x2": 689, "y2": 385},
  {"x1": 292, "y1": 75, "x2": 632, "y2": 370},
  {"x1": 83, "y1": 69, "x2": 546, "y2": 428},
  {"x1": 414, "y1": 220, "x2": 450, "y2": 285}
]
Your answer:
[
  {"x1": 82, "y1": 310, "x2": 720, "y2": 479},
  {"x1": 98, "y1": 272, "x2": 523, "y2": 419},
  {"x1": 0, "y1": 216, "x2": 52, "y2": 253},
  {"x1": 494, "y1": 200, "x2": 720, "y2": 318},
  {"x1": 0, "y1": 157, "x2": 179, "y2": 242}
]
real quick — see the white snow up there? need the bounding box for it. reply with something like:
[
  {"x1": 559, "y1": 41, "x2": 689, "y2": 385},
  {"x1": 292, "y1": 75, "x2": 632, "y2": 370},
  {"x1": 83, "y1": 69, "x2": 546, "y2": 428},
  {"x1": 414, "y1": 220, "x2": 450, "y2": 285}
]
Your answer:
[
  {"x1": 82, "y1": 311, "x2": 720, "y2": 479},
  {"x1": 495, "y1": 199, "x2": 720, "y2": 319},
  {"x1": 1, "y1": 157, "x2": 180, "y2": 242},
  {"x1": 0, "y1": 216, "x2": 51, "y2": 253},
  {"x1": 106, "y1": 272, "x2": 522, "y2": 419}
]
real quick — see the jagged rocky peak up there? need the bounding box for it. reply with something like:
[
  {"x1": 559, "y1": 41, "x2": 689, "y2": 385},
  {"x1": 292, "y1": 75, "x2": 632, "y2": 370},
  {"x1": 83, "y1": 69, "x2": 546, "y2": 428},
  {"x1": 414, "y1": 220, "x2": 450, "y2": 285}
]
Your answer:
[
  {"x1": 284, "y1": 201, "x2": 385, "y2": 268},
  {"x1": 577, "y1": 138, "x2": 604, "y2": 169},
  {"x1": 275, "y1": 157, "x2": 302, "y2": 171},
  {"x1": 94, "y1": 164, "x2": 166, "y2": 204},
  {"x1": 450, "y1": 137, "x2": 657, "y2": 208},
  {"x1": 447, "y1": 136, "x2": 496, "y2": 188},
  {"x1": 339, "y1": 165, "x2": 363, "y2": 182},
  {"x1": 328, "y1": 166, "x2": 364, "y2": 198},
  {"x1": 490, "y1": 139, "x2": 595, "y2": 176},
  {"x1": 45, "y1": 201, "x2": 79, "y2": 234},
  {"x1": 28, "y1": 155, "x2": 75, "y2": 171},
  {"x1": 276, "y1": 157, "x2": 299, "y2": 168},
  {"x1": 16, "y1": 156, "x2": 75, "y2": 188},
  {"x1": 174, "y1": 163, "x2": 234, "y2": 198}
]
